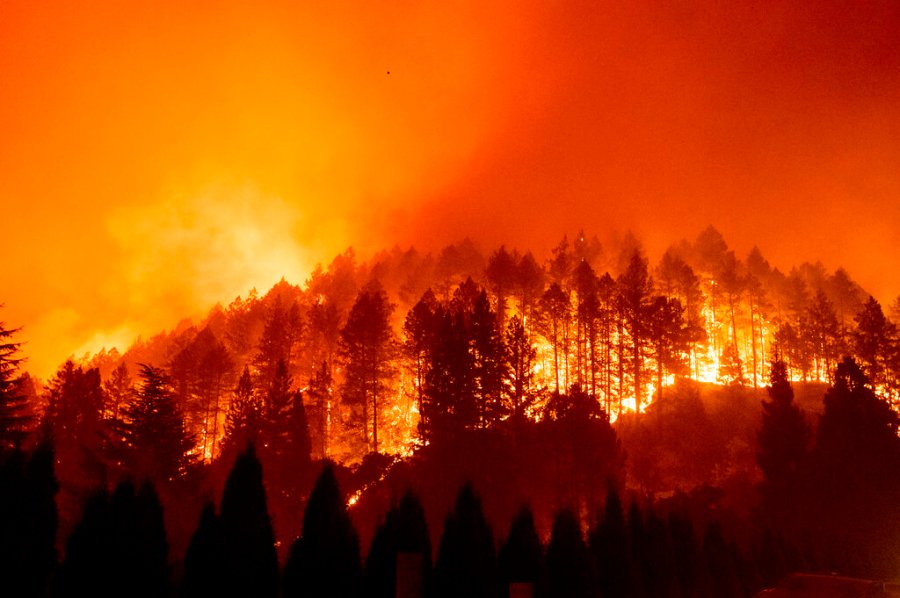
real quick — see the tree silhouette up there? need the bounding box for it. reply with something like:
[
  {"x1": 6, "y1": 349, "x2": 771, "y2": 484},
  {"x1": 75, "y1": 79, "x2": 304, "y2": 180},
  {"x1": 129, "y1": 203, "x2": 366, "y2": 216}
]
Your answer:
[
  {"x1": 120, "y1": 364, "x2": 195, "y2": 483},
  {"x1": 498, "y1": 505, "x2": 544, "y2": 598},
  {"x1": 221, "y1": 366, "x2": 260, "y2": 460},
  {"x1": 589, "y1": 484, "x2": 632, "y2": 598},
  {"x1": 57, "y1": 480, "x2": 169, "y2": 598},
  {"x1": 539, "y1": 283, "x2": 571, "y2": 395},
  {"x1": 618, "y1": 251, "x2": 654, "y2": 411},
  {"x1": 340, "y1": 280, "x2": 396, "y2": 453},
  {"x1": 810, "y1": 357, "x2": 900, "y2": 576},
  {"x1": 0, "y1": 443, "x2": 58, "y2": 597},
  {"x1": 365, "y1": 489, "x2": 432, "y2": 598},
  {"x1": 404, "y1": 290, "x2": 441, "y2": 443},
  {"x1": 486, "y1": 245, "x2": 518, "y2": 329},
  {"x1": 434, "y1": 483, "x2": 497, "y2": 598},
  {"x1": 546, "y1": 508, "x2": 594, "y2": 598},
  {"x1": 181, "y1": 502, "x2": 223, "y2": 598},
  {"x1": 42, "y1": 361, "x2": 107, "y2": 487},
  {"x1": 757, "y1": 359, "x2": 809, "y2": 527},
  {"x1": 471, "y1": 290, "x2": 507, "y2": 429},
  {"x1": 503, "y1": 315, "x2": 537, "y2": 427},
  {"x1": 0, "y1": 312, "x2": 29, "y2": 449},
  {"x1": 284, "y1": 463, "x2": 361, "y2": 598},
  {"x1": 853, "y1": 296, "x2": 896, "y2": 390},
  {"x1": 217, "y1": 445, "x2": 279, "y2": 598}
]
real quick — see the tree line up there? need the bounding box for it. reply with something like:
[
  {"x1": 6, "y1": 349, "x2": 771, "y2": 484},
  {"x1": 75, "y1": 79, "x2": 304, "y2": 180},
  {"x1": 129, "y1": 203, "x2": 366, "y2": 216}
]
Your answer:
[{"x1": 0, "y1": 441, "x2": 841, "y2": 597}]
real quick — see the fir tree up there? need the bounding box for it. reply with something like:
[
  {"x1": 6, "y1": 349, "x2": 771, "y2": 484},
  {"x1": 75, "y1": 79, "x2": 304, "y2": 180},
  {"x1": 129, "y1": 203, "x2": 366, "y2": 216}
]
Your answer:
[
  {"x1": 0, "y1": 313, "x2": 29, "y2": 448},
  {"x1": 757, "y1": 359, "x2": 809, "y2": 526},
  {"x1": 546, "y1": 509, "x2": 594, "y2": 598},
  {"x1": 218, "y1": 446, "x2": 279, "y2": 598},
  {"x1": 434, "y1": 483, "x2": 497, "y2": 598},
  {"x1": 340, "y1": 280, "x2": 396, "y2": 454},
  {"x1": 284, "y1": 463, "x2": 361, "y2": 598},
  {"x1": 120, "y1": 364, "x2": 196, "y2": 483},
  {"x1": 498, "y1": 505, "x2": 544, "y2": 598}
]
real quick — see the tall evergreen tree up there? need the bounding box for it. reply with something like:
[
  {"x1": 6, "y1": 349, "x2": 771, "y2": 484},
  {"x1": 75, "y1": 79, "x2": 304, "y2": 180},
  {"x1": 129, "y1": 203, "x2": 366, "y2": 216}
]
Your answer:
[
  {"x1": 589, "y1": 484, "x2": 632, "y2": 598},
  {"x1": 57, "y1": 480, "x2": 169, "y2": 598},
  {"x1": 284, "y1": 463, "x2": 361, "y2": 598},
  {"x1": 618, "y1": 251, "x2": 654, "y2": 411},
  {"x1": 403, "y1": 290, "x2": 441, "y2": 443},
  {"x1": 182, "y1": 502, "x2": 224, "y2": 598},
  {"x1": 0, "y1": 311, "x2": 29, "y2": 448},
  {"x1": 120, "y1": 364, "x2": 195, "y2": 483},
  {"x1": 853, "y1": 296, "x2": 896, "y2": 390},
  {"x1": 218, "y1": 446, "x2": 279, "y2": 598},
  {"x1": 546, "y1": 509, "x2": 594, "y2": 598},
  {"x1": 498, "y1": 505, "x2": 544, "y2": 598},
  {"x1": 810, "y1": 357, "x2": 900, "y2": 576},
  {"x1": 221, "y1": 366, "x2": 260, "y2": 460},
  {"x1": 503, "y1": 315, "x2": 537, "y2": 425},
  {"x1": 485, "y1": 245, "x2": 518, "y2": 328},
  {"x1": 365, "y1": 489, "x2": 432, "y2": 598},
  {"x1": 340, "y1": 280, "x2": 396, "y2": 454},
  {"x1": 434, "y1": 483, "x2": 497, "y2": 598},
  {"x1": 471, "y1": 290, "x2": 507, "y2": 428},
  {"x1": 0, "y1": 443, "x2": 58, "y2": 597},
  {"x1": 757, "y1": 360, "x2": 809, "y2": 526}
]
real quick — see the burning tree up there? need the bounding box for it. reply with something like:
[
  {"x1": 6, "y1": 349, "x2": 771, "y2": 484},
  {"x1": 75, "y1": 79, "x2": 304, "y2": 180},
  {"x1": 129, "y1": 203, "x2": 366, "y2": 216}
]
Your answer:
[{"x1": 340, "y1": 280, "x2": 397, "y2": 454}]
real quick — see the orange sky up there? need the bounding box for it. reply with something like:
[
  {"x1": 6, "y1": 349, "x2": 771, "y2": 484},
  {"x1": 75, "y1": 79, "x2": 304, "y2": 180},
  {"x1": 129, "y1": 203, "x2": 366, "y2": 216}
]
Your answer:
[{"x1": 2, "y1": 0, "x2": 899, "y2": 378}]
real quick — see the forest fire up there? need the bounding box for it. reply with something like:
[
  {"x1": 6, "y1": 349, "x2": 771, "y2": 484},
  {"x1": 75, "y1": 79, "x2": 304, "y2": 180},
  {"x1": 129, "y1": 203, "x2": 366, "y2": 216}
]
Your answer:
[{"x1": 3, "y1": 0, "x2": 900, "y2": 595}]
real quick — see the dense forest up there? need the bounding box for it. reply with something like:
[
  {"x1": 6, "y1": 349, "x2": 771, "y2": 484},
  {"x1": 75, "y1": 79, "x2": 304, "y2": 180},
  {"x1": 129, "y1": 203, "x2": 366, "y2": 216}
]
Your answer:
[{"x1": 2, "y1": 226, "x2": 900, "y2": 595}]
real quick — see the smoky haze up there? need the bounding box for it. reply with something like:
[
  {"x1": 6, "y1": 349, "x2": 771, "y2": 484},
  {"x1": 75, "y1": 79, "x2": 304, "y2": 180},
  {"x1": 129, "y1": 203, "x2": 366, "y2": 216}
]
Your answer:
[{"x1": 2, "y1": 0, "x2": 899, "y2": 377}]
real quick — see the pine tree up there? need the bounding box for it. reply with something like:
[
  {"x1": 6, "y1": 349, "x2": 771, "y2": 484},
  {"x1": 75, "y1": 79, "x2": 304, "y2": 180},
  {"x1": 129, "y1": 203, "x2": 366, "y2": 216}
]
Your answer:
[
  {"x1": 403, "y1": 290, "x2": 440, "y2": 443},
  {"x1": 486, "y1": 245, "x2": 518, "y2": 329},
  {"x1": 853, "y1": 296, "x2": 896, "y2": 390},
  {"x1": 589, "y1": 484, "x2": 632, "y2": 598},
  {"x1": 120, "y1": 364, "x2": 196, "y2": 483},
  {"x1": 471, "y1": 290, "x2": 507, "y2": 429},
  {"x1": 498, "y1": 505, "x2": 544, "y2": 598},
  {"x1": 0, "y1": 313, "x2": 29, "y2": 448},
  {"x1": 182, "y1": 502, "x2": 224, "y2": 598},
  {"x1": 434, "y1": 483, "x2": 497, "y2": 598},
  {"x1": 810, "y1": 357, "x2": 900, "y2": 576},
  {"x1": 503, "y1": 315, "x2": 537, "y2": 425},
  {"x1": 618, "y1": 251, "x2": 655, "y2": 411},
  {"x1": 757, "y1": 360, "x2": 809, "y2": 526},
  {"x1": 365, "y1": 489, "x2": 432, "y2": 598},
  {"x1": 0, "y1": 443, "x2": 58, "y2": 597},
  {"x1": 218, "y1": 446, "x2": 279, "y2": 598},
  {"x1": 221, "y1": 366, "x2": 260, "y2": 460},
  {"x1": 546, "y1": 509, "x2": 594, "y2": 598},
  {"x1": 340, "y1": 280, "x2": 396, "y2": 454},
  {"x1": 284, "y1": 463, "x2": 361, "y2": 598},
  {"x1": 57, "y1": 480, "x2": 170, "y2": 598}
]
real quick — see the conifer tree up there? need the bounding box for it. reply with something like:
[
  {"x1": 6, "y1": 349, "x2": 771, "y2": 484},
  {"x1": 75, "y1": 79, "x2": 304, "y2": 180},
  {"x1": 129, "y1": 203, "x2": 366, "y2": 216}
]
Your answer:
[
  {"x1": 120, "y1": 364, "x2": 195, "y2": 483},
  {"x1": 434, "y1": 483, "x2": 497, "y2": 598},
  {"x1": 218, "y1": 446, "x2": 279, "y2": 598},
  {"x1": 757, "y1": 359, "x2": 809, "y2": 525},
  {"x1": 365, "y1": 490, "x2": 432, "y2": 598},
  {"x1": 182, "y1": 502, "x2": 224, "y2": 598},
  {"x1": 57, "y1": 480, "x2": 170, "y2": 598},
  {"x1": 284, "y1": 463, "x2": 361, "y2": 598},
  {"x1": 0, "y1": 313, "x2": 29, "y2": 448},
  {"x1": 503, "y1": 315, "x2": 536, "y2": 425},
  {"x1": 222, "y1": 366, "x2": 259, "y2": 455},
  {"x1": 498, "y1": 505, "x2": 544, "y2": 598},
  {"x1": 546, "y1": 509, "x2": 594, "y2": 598},
  {"x1": 340, "y1": 280, "x2": 396, "y2": 453},
  {"x1": 0, "y1": 442, "x2": 58, "y2": 597},
  {"x1": 589, "y1": 484, "x2": 632, "y2": 598},
  {"x1": 471, "y1": 290, "x2": 507, "y2": 428}
]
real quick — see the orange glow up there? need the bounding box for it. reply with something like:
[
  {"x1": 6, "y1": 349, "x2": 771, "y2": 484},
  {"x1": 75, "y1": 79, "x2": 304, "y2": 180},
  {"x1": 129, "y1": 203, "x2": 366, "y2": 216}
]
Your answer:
[{"x1": 3, "y1": 1, "x2": 900, "y2": 379}]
